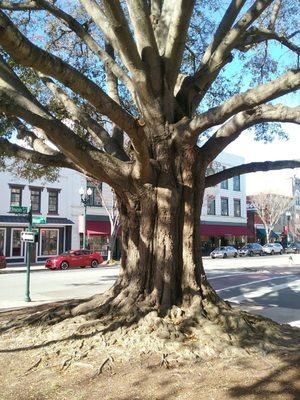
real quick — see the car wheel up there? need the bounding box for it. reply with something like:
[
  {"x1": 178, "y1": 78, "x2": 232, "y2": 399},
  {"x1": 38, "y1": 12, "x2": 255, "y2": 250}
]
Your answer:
[
  {"x1": 223, "y1": 253, "x2": 227, "y2": 259},
  {"x1": 271, "y1": 250, "x2": 275, "y2": 255},
  {"x1": 279, "y1": 250, "x2": 282, "y2": 255},
  {"x1": 249, "y1": 251, "x2": 254, "y2": 257},
  {"x1": 60, "y1": 261, "x2": 69, "y2": 270},
  {"x1": 234, "y1": 253, "x2": 238, "y2": 258},
  {"x1": 211, "y1": 255, "x2": 215, "y2": 259},
  {"x1": 295, "y1": 249, "x2": 299, "y2": 254},
  {"x1": 260, "y1": 251, "x2": 263, "y2": 256},
  {"x1": 91, "y1": 259, "x2": 99, "y2": 268}
]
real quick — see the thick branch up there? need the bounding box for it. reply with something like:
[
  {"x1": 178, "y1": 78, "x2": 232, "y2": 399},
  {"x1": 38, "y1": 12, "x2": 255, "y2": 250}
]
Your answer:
[
  {"x1": 0, "y1": 10, "x2": 138, "y2": 137},
  {"x1": 0, "y1": 137, "x2": 75, "y2": 169},
  {"x1": 200, "y1": 104, "x2": 300, "y2": 163},
  {"x1": 201, "y1": 0, "x2": 246, "y2": 65},
  {"x1": 187, "y1": 69, "x2": 300, "y2": 140},
  {"x1": 177, "y1": 0, "x2": 274, "y2": 115},
  {"x1": 39, "y1": 74, "x2": 128, "y2": 161},
  {"x1": 34, "y1": 0, "x2": 135, "y2": 97},
  {"x1": 163, "y1": 0, "x2": 195, "y2": 91},
  {"x1": 205, "y1": 160, "x2": 300, "y2": 187}
]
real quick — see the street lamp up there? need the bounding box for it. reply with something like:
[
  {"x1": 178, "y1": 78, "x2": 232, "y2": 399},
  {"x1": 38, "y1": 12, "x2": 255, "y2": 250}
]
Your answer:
[
  {"x1": 79, "y1": 186, "x2": 92, "y2": 249},
  {"x1": 286, "y1": 211, "x2": 292, "y2": 243}
]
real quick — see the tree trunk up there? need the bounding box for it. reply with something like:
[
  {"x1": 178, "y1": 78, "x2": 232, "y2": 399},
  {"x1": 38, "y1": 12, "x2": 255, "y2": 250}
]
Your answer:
[{"x1": 105, "y1": 142, "x2": 224, "y2": 315}]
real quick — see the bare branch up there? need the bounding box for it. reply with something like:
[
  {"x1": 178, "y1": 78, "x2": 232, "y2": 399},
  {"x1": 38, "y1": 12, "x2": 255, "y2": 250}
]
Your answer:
[
  {"x1": 0, "y1": 10, "x2": 138, "y2": 137},
  {"x1": 0, "y1": 1, "x2": 41, "y2": 10},
  {"x1": 187, "y1": 69, "x2": 300, "y2": 140},
  {"x1": 200, "y1": 104, "x2": 300, "y2": 163},
  {"x1": 237, "y1": 27, "x2": 300, "y2": 55},
  {"x1": 268, "y1": 0, "x2": 282, "y2": 31},
  {"x1": 205, "y1": 160, "x2": 300, "y2": 188}
]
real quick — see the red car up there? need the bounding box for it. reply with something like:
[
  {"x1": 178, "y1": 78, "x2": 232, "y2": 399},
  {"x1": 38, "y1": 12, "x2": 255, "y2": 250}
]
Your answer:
[
  {"x1": 0, "y1": 250, "x2": 6, "y2": 269},
  {"x1": 45, "y1": 249, "x2": 103, "y2": 270}
]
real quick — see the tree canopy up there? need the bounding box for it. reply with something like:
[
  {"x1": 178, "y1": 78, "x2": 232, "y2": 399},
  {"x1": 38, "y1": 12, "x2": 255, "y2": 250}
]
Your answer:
[{"x1": 0, "y1": 0, "x2": 299, "y2": 187}]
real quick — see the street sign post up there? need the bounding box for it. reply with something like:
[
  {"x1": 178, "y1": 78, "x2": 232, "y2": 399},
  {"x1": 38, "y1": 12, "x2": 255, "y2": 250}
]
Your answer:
[
  {"x1": 10, "y1": 206, "x2": 28, "y2": 214},
  {"x1": 32, "y1": 216, "x2": 46, "y2": 225},
  {"x1": 21, "y1": 231, "x2": 35, "y2": 243},
  {"x1": 25, "y1": 207, "x2": 32, "y2": 302}
]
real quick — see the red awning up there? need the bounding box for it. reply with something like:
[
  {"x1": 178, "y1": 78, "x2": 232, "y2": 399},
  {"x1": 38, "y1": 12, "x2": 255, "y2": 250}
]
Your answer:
[
  {"x1": 86, "y1": 220, "x2": 111, "y2": 236},
  {"x1": 200, "y1": 224, "x2": 254, "y2": 237}
]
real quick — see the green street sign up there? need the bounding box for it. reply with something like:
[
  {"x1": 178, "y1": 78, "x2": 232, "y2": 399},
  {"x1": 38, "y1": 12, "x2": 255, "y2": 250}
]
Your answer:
[
  {"x1": 10, "y1": 206, "x2": 28, "y2": 214},
  {"x1": 32, "y1": 216, "x2": 46, "y2": 224}
]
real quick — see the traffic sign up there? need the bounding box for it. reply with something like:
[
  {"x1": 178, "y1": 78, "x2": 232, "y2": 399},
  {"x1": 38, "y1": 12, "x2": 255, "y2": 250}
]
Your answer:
[
  {"x1": 10, "y1": 206, "x2": 28, "y2": 214},
  {"x1": 32, "y1": 216, "x2": 46, "y2": 224},
  {"x1": 21, "y1": 231, "x2": 35, "y2": 243}
]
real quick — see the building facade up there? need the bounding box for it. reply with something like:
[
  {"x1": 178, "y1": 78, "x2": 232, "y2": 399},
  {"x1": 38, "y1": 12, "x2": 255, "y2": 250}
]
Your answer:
[{"x1": 201, "y1": 152, "x2": 253, "y2": 255}]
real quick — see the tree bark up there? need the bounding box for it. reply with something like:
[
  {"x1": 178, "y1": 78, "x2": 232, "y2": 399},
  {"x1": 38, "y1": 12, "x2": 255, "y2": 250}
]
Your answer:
[{"x1": 106, "y1": 135, "x2": 220, "y2": 314}]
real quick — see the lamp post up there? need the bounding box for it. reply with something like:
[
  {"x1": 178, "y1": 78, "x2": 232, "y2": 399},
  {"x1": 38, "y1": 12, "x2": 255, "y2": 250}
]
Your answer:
[
  {"x1": 79, "y1": 187, "x2": 92, "y2": 249},
  {"x1": 286, "y1": 211, "x2": 292, "y2": 243}
]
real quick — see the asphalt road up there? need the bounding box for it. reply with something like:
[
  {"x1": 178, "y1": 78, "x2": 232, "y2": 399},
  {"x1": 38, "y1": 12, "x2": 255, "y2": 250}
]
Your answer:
[{"x1": 0, "y1": 254, "x2": 299, "y2": 326}]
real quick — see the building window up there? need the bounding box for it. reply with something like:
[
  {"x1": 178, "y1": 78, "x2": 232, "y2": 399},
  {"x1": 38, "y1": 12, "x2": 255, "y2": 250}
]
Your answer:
[
  {"x1": 207, "y1": 196, "x2": 216, "y2": 215},
  {"x1": 220, "y1": 167, "x2": 228, "y2": 189},
  {"x1": 87, "y1": 183, "x2": 102, "y2": 207},
  {"x1": 0, "y1": 229, "x2": 5, "y2": 255},
  {"x1": 11, "y1": 229, "x2": 22, "y2": 257},
  {"x1": 221, "y1": 197, "x2": 229, "y2": 216},
  {"x1": 40, "y1": 229, "x2": 59, "y2": 256},
  {"x1": 30, "y1": 188, "x2": 42, "y2": 213},
  {"x1": 234, "y1": 199, "x2": 241, "y2": 217},
  {"x1": 48, "y1": 190, "x2": 59, "y2": 214},
  {"x1": 10, "y1": 186, "x2": 23, "y2": 207},
  {"x1": 233, "y1": 175, "x2": 241, "y2": 191}
]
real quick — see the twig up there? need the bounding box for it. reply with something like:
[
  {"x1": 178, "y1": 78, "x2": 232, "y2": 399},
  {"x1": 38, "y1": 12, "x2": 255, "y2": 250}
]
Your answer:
[
  {"x1": 93, "y1": 356, "x2": 114, "y2": 376},
  {"x1": 24, "y1": 357, "x2": 42, "y2": 375}
]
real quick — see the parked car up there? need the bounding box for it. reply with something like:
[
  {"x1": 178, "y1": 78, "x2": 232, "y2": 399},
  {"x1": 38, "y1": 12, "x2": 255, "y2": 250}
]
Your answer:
[
  {"x1": 262, "y1": 243, "x2": 283, "y2": 255},
  {"x1": 45, "y1": 249, "x2": 103, "y2": 270},
  {"x1": 210, "y1": 246, "x2": 238, "y2": 259},
  {"x1": 0, "y1": 250, "x2": 6, "y2": 269},
  {"x1": 238, "y1": 243, "x2": 264, "y2": 257},
  {"x1": 284, "y1": 242, "x2": 300, "y2": 254}
]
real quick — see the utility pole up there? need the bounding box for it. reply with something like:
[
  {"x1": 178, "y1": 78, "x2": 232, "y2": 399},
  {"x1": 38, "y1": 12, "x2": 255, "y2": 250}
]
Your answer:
[{"x1": 25, "y1": 207, "x2": 32, "y2": 302}]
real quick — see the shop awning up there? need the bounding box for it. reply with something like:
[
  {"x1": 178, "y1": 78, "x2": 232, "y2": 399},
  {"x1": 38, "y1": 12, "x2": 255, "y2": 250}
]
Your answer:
[
  {"x1": 86, "y1": 220, "x2": 111, "y2": 236},
  {"x1": 200, "y1": 224, "x2": 254, "y2": 237},
  {"x1": 257, "y1": 228, "x2": 279, "y2": 238}
]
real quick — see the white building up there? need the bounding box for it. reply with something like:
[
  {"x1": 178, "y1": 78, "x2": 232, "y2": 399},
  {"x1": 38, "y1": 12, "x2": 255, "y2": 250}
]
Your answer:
[{"x1": 201, "y1": 152, "x2": 252, "y2": 254}]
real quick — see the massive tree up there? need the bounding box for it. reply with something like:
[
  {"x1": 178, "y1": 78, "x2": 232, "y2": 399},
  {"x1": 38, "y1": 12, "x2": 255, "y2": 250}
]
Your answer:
[{"x1": 0, "y1": 1, "x2": 299, "y2": 323}]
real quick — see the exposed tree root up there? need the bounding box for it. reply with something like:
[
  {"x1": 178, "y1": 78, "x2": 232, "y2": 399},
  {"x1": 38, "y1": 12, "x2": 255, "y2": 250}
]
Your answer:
[{"x1": 0, "y1": 290, "x2": 299, "y2": 377}]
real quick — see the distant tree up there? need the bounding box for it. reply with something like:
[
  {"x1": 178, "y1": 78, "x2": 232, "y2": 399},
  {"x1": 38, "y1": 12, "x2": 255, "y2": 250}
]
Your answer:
[
  {"x1": 0, "y1": 1, "x2": 299, "y2": 325},
  {"x1": 250, "y1": 192, "x2": 294, "y2": 243}
]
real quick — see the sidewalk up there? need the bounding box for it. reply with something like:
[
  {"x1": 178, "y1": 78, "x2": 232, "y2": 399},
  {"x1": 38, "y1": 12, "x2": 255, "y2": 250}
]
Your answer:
[{"x1": 0, "y1": 264, "x2": 45, "y2": 274}]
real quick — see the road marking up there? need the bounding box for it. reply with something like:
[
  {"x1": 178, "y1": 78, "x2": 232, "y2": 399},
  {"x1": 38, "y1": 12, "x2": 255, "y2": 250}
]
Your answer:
[
  {"x1": 226, "y1": 278, "x2": 300, "y2": 303},
  {"x1": 216, "y1": 275, "x2": 296, "y2": 292}
]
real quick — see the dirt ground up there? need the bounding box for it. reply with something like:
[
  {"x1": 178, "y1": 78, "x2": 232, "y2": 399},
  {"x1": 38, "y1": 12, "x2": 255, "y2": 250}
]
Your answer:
[
  {"x1": 0, "y1": 304, "x2": 299, "y2": 400},
  {"x1": 1, "y1": 351, "x2": 299, "y2": 400}
]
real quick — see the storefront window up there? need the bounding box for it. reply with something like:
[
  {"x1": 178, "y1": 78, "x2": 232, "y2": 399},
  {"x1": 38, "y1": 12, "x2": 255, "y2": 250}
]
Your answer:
[
  {"x1": 11, "y1": 229, "x2": 22, "y2": 257},
  {"x1": 234, "y1": 199, "x2": 241, "y2": 217},
  {"x1": 41, "y1": 229, "x2": 58, "y2": 255},
  {"x1": 221, "y1": 197, "x2": 229, "y2": 216},
  {"x1": 88, "y1": 236, "x2": 109, "y2": 256},
  {"x1": 0, "y1": 229, "x2": 5, "y2": 254},
  {"x1": 207, "y1": 196, "x2": 216, "y2": 215}
]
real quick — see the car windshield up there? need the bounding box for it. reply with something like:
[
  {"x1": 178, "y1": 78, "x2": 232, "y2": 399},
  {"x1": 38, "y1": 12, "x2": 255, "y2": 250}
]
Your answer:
[
  {"x1": 215, "y1": 247, "x2": 225, "y2": 251},
  {"x1": 241, "y1": 245, "x2": 249, "y2": 250}
]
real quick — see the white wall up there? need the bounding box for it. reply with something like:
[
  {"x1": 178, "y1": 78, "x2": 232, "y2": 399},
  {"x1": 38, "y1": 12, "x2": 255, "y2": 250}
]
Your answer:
[{"x1": 202, "y1": 152, "x2": 247, "y2": 225}]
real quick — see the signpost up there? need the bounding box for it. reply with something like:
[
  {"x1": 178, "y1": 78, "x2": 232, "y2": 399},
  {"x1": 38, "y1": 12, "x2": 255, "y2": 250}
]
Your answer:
[
  {"x1": 25, "y1": 208, "x2": 32, "y2": 302},
  {"x1": 32, "y1": 216, "x2": 46, "y2": 225},
  {"x1": 21, "y1": 231, "x2": 35, "y2": 243},
  {"x1": 10, "y1": 206, "x2": 28, "y2": 214}
]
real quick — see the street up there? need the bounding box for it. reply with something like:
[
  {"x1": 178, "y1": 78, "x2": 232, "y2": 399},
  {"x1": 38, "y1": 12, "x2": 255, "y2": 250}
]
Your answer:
[{"x1": 0, "y1": 254, "x2": 299, "y2": 326}]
